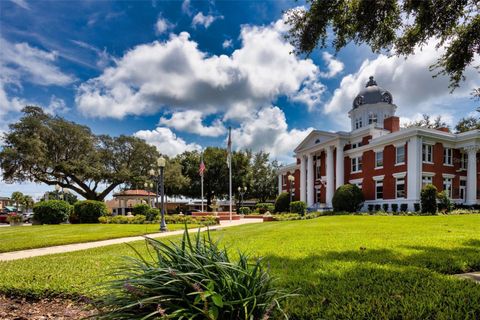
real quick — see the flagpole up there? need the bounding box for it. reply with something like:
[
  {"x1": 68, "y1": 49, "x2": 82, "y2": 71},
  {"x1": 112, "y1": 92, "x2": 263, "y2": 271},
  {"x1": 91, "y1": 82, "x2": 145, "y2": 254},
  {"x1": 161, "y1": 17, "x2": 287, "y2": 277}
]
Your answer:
[
  {"x1": 228, "y1": 127, "x2": 232, "y2": 222},
  {"x1": 201, "y1": 174, "x2": 204, "y2": 212},
  {"x1": 200, "y1": 152, "x2": 204, "y2": 212}
]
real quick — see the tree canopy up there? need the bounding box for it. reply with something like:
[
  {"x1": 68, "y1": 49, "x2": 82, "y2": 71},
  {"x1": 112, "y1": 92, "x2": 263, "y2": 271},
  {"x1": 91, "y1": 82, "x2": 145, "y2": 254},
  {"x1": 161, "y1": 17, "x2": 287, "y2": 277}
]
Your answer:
[
  {"x1": 286, "y1": 0, "x2": 480, "y2": 91},
  {"x1": 0, "y1": 106, "x2": 160, "y2": 201},
  {"x1": 404, "y1": 114, "x2": 449, "y2": 129}
]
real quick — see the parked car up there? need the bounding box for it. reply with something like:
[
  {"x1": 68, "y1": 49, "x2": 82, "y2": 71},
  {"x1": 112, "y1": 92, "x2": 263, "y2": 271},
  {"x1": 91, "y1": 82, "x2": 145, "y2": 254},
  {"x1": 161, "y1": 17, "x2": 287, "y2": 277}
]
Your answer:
[
  {"x1": 22, "y1": 212, "x2": 34, "y2": 223},
  {"x1": 0, "y1": 207, "x2": 17, "y2": 223}
]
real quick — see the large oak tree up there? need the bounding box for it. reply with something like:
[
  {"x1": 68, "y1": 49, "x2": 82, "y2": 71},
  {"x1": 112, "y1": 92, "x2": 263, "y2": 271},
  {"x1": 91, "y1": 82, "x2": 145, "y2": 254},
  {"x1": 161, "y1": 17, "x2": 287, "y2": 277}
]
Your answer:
[{"x1": 0, "y1": 106, "x2": 159, "y2": 201}]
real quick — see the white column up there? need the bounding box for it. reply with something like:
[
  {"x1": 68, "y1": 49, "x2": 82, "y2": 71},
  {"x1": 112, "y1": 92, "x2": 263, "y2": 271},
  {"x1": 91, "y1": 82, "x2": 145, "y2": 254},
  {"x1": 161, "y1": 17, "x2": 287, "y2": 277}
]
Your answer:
[
  {"x1": 466, "y1": 146, "x2": 478, "y2": 205},
  {"x1": 300, "y1": 155, "x2": 306, "y2": 202},
  {"x1": 307, "y1": 153, "x2": 314, "y2": 206},
  {"x1": 326, "y1": 146, "x2": 334, "y2": 207},
  {"x1": 407, "y1": 137, "x2": 422, "y2": 210},
  {"x1": 121, "y1": 199, "x2": 126, "y2": 215},
  {"x1": 278, "y1": 174, "x2": 283, "y2": 195},
  {"x1": 335, "y1": 142, "x2": 344, "y2": 189}
]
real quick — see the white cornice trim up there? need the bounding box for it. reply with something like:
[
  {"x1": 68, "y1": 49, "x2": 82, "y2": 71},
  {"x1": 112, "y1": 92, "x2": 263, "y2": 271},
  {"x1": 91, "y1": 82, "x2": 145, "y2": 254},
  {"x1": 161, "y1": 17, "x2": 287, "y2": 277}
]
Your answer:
[
  {"x1": 392, "y1": 172, "x2": 407, "y2": 178},
  {"x1": 442, "y1": 173, "x2": 455, "y2": 179},
  {"x1": 373, "y1": 175, "x2": 385, "y2": 181},
  {"x1": 422, "y1": 172, "x2": 436, "y2": 177}
]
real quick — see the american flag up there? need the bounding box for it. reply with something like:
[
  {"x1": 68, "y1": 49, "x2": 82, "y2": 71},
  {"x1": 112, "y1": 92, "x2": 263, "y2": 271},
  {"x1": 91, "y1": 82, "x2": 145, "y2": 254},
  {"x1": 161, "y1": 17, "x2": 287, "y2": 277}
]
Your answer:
[{"x1": 199, "y1": 156, "x2": 205, "y2": 177}]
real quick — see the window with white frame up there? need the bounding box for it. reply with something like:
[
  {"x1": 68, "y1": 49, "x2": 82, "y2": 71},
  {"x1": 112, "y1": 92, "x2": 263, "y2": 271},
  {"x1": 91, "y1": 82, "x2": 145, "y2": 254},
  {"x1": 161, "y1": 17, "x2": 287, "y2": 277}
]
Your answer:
[
  {"x1": 443, "y1": 178, "x2": 452, "y2": 198},
  {"x1": 396, "y1": 145, "x2": 405, "y2": 164},
  {"x1": 351, "y1": 141, "x2": 362, "y2": 149},
  {"x1": 461, "y1": 153, "x2": 468, "y2": 170},
  {"x1": 422, "y1": 175, "x2": 433, "y2": 187},
  {"x1": 315, "y1": 159, "x2": 321, "y2": 180},
  {"x1": 355, "y1": 117, "x2": 363, "y2": 129},
  {"x1": 443, "y1": 147, "x2": 453, "y2": 165},
  {"x1": 351, "y1": 156, "x2": 362, "y2": 172},
  {"x1": 368, "y1": 113, "x2": 378, "y2": 124},
  {"x1": 375, "y1": 151, "x2": 383, "y2": 168},
  {"x1": 375, "y1": 180, "x2": 383, "y2": 199},
  {"x1": 396, "y1": 177, "x2": 405, "y2": 198},
  {"x1": 422, "y1": 144, "x2": 433, "y2": 163}
]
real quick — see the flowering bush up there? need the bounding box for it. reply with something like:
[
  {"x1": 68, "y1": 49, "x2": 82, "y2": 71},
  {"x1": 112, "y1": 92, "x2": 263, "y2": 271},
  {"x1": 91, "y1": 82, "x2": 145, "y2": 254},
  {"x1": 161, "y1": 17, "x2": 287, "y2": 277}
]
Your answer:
[{"x1": 7, "y1": 213, "x2": 23, "y2": 223}]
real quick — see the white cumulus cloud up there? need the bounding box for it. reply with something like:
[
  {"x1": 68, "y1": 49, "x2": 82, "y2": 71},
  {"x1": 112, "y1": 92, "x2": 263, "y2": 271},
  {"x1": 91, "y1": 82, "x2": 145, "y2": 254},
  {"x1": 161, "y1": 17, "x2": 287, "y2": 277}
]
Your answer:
[
  {"x1": 75, "y1": 15, "x2": 323, "y2": 120},
  {"x1": 159, "y1": 110, "x2": 226, "y2": 137},
  {"x1": 134, "y1": 127, "x2": 201, "y2": 157},
  {"x1": 155, "y1": 16, "x2": 173, "y2": 35},
  {"x1": 222, "y1": 39, "x2": 233, "y2": 49},
  {"x1": 324, "y1": 40, "x2": 480, "y2": 130},
  {"x1": 232, "y1": 106, "x2": 313, "y2": 163},
  {"x1": 319, "y1": 52, "x2": 344, "y2": 78},
  {"x1": 191, "y1": 12, "x2": 222, "y2": 29}
]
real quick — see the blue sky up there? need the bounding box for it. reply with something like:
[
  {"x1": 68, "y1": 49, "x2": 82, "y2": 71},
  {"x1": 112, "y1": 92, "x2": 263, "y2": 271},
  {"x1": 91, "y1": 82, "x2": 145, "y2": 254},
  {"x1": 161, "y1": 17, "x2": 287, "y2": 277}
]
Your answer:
[{"x1": 1, "y1": 0, "x2": 479, "y2": 198}]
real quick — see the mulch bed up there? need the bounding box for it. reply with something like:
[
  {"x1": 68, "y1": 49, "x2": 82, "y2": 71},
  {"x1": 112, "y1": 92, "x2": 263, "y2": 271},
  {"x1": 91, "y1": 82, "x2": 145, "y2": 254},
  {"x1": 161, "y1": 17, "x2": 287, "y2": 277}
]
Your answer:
[{"x1": 0, "y1": 295, "x2": 97, "y2": 319}]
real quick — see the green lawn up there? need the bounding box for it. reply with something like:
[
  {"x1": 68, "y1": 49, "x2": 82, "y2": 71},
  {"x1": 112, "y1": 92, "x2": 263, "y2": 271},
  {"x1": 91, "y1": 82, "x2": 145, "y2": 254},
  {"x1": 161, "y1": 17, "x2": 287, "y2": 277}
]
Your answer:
[
  {"x1": 0, "y1": 223, "x2": 197, "y2": 253},
  {"x1": 1, "y1": 215, "x2": 480, "y2": 319}
]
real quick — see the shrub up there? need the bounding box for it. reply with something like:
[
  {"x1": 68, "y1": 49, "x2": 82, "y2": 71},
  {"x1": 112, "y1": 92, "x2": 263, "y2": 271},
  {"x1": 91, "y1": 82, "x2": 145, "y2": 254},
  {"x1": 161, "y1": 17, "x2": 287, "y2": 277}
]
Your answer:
[
  {"x1": 421, "y1": 184, "x2": 437, "y2": 214},
  {"x1": 131, "y1": 214, "x2": 146, "y2": 224},
  {"x1": 290, "y1": 201, "x2": 307, "y2": 215},
  {"x1": 256, "y1": 203, "x2": 274, "y2": 214},
  {"x1": 238, "y1": 206, "x2": 251, "y2": 215},
  {"x1": 437, "y1": 191, "x2": 452, "y2": 213},
  {"x1": 145, "y1": 208, "x2": 159, "y2": 221},
  {"x1": 274, "y1": 192, "x2": 290, "y2": 213},
  {"x1": 72, "y1": 200, "x2": 108, "y2": 223},
  {"x1": 332, "y1": 184, "x2": 364, "y2": 212},
  {"x1": 382, "y1": 203, "x2": 389, "y2": 212},
  {"x1": 132, "y1": 204, "x2": 150, "y2": 216},
  {"x1": 400, "y1": 203, "x2": 408, "y2": 212},
  {"x1": 414, "y1": 203, "x2": 421, "y2": 212},
  {"x1": 33, "y1": 200, "x2": 71, "y2": 224},
  {"x1": 95, "y1": 229, "x2": 289, "y2": 320},
  {"x1": 367, "y1": 204, "x2": 374, "y2": 212},
  {"x1": 111, "y1": 215, "x2": 129, "y2": 224},
  {"x1": 374, "y1": 204, "x2": 381, "y2": 211},
  {"x1": 391, "y1": 204, "x2": 398, "y2": 213}
]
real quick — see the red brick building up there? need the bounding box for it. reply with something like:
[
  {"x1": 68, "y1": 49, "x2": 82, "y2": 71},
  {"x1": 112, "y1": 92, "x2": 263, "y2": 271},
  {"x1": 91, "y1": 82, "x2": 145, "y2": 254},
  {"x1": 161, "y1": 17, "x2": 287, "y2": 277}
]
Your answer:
[{"x1": 278, "y1": 76, "x2": 480, "y2": 211}]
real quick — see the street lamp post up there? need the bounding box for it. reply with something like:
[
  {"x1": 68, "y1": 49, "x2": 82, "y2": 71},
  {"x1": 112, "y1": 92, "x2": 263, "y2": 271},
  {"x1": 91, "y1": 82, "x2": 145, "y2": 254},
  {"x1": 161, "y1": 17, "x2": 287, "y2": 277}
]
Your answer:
[
  {"x1": 150, "y1": 157, "x2": 167, "y2": 232},
  {"x1": 288, "y1": 174, "x2": 295, "y2": 203},
  {"x1": 237, "y1": 186, "x2": 247, "y2": 208}
]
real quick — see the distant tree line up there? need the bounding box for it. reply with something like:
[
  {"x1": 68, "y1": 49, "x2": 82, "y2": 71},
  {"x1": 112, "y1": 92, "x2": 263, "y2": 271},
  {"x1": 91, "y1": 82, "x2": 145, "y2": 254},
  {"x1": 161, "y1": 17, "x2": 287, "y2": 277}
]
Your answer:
[{"x1": 0, "y1": 107, "x2": 279, "y2": 203}]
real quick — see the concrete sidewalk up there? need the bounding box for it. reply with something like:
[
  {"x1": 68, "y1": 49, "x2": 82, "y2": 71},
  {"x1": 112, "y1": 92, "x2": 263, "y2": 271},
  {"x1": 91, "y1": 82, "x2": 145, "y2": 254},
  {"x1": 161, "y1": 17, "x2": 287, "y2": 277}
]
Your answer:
[{"x1": 0, "y1": 218, "x2": 263, "y2": 262}]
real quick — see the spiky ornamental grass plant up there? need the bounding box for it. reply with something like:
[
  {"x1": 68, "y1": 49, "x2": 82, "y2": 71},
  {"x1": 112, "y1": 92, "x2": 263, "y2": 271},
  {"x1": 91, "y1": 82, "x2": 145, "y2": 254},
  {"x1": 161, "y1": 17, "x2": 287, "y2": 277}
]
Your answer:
[{"x1": 94, "y1": 228, "x2": 291, "y2": 320}]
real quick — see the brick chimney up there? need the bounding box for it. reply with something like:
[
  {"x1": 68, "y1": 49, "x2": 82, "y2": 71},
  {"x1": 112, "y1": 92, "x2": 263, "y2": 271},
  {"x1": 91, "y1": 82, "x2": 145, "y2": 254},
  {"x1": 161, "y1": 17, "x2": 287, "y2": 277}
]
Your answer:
[
  {"x1": 384, "y1": 116, "x2": 400, "y2": 133},
  {"x1": 436, "y1": 127, "x2": 450, "y2": 133}
]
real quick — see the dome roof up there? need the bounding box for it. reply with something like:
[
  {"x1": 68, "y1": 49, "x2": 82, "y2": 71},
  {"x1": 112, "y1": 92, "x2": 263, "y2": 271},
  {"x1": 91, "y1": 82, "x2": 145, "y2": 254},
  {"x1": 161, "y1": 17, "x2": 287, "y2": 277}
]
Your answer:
[{"x1": 352, "y1": 76, "x2": 393, "y2": 108}]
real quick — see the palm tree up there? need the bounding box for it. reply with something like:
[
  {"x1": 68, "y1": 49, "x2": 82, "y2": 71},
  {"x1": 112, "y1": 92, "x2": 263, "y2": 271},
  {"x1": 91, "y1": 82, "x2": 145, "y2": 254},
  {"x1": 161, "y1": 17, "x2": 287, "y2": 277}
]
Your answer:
[
  {"x1": 11, "y1": 191, "x2": 24, "y2": 213},
  {"x1": 22, "y1": 195, "x2": 34, "y2": 212}
]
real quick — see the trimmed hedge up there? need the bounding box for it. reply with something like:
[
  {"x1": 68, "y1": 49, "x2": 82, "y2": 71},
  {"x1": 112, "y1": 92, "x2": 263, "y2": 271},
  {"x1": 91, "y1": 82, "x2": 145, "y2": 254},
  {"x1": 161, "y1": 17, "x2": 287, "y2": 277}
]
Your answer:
[
  {"x1": 72, "y1": 200, "x2": 108, "y2": 223},
  {"x1": 238, "y1": 207, "x2": 251, "y2": 215},
  {"x1": 99, "y1": 214, "x2": 219, "y2": 226},
  {"x1": 33, "y1": 200, "x2": 72, "y2": 224},
  {"x1": 290, "y1": 201, "x2": 306, "y2": 215},
  {"x1": 274, "y1": 192, "x2": 290, "y2": 213},
  {"x1": 421, "y1": 184, "x2": 437, "y2": 214},
  {"x1": 132, "y1": 204, "x2": 150, "y2": 216},
  {"x1": 332, "y1": 184, "x2": 364, "y2": 212}
]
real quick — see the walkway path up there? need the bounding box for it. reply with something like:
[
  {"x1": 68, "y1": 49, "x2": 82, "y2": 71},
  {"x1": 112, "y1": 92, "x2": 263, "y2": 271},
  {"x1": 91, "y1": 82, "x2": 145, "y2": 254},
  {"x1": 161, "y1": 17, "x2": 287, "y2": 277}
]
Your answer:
[
  {"x1": 0, "y1": 218, "x2": 263, "y2": 262},
  {"x1": 455, "y1": 272, "x2": 480, "y2": 284}
]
